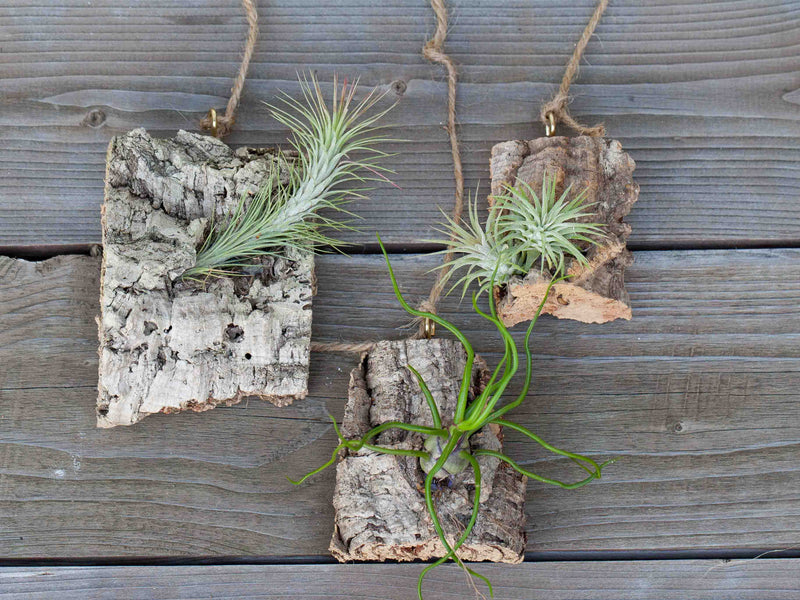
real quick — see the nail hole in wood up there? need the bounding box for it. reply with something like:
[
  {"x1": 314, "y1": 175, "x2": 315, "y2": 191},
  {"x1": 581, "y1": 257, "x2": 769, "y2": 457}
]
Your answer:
[{"x1": 83, "y1": 109, "x2": 107, "y2": 128}]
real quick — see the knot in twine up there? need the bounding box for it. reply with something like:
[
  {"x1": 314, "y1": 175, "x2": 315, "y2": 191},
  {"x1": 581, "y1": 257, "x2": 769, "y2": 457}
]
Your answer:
[
  {"x1": 539, "y1": 94, "x2": 605, "y2": 138},
  {"x1": 200, "y1": 0, "x2": 259, "y2": 138}
]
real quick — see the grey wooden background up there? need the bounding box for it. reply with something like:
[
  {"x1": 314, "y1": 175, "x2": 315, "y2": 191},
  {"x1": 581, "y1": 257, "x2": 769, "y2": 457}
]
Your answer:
[{"x1": 2, "y1": 0, "x2": 800, "y2": 598}]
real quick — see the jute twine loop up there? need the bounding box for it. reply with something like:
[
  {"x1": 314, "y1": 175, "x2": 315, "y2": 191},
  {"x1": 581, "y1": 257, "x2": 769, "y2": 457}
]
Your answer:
[
  {"x1": 539, "y1": 0, "x2": 608, "y2": 137},
  {"x1": 200, "y1": 0, "x2": 259, "y2": 138},
  {"x1": 415, "y1": 0, "x2": 465, "y2": 340}
]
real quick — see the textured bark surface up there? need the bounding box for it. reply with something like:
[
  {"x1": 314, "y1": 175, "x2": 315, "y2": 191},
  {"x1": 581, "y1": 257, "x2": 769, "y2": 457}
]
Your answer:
[
  {"x1": 330, "y1": 339, "x2": 527, "y2": 564},
  {"x1": 490, "y1": 136, "x2": 639, "y2": 325},
  {"x1": 97, "y1": 128, "x2": 313, "y2": 428}
]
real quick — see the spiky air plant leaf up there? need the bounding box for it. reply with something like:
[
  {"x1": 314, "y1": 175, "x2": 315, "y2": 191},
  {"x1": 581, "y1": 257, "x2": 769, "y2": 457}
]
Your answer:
[
  {"x1": 182, "y1": 74, "x2": 392, "y2": 280},
  {"x1": 427, "y1": 192, "x2": 525, "y2": 299},
  {"x1": 494, "y1": 176, "x2": 604, "y2": 276}
]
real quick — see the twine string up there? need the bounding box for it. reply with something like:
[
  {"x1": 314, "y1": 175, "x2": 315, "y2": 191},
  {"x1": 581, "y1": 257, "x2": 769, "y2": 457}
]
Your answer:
[
  {"x1": 310, "y1": 0, "x2": 461, "y2": 352},
  {"x1": 310, "y1": 340, "x2": 375, "y2": 353},
  {"x1": 539, "y1": 0, "x2": 608, "y2": 137},
  {"x1": 414, "y1": 0, "x2": 465, "y2": 339},
  {"x1": 200, "y1": 0, "x2": 259, "y2": 138}
]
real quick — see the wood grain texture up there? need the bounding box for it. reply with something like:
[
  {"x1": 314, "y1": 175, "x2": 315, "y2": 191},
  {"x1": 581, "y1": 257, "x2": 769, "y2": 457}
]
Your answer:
[
  {"x1": 1, "y1": 0, "x2": 799, "y2": 249},
  {"x1": 2, "y1": 561, "x2": 800, "y2": 599},
  {"x1": 1, "y1": 249, "x2": 799, "y2": 558}
]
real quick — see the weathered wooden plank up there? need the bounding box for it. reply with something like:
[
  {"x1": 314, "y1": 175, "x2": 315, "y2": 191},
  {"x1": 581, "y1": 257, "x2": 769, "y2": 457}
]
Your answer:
[
  {"x1": 2, "y1": 561, "x2": 800, "y2": 599},
  {"x1": 1, "y1": 249, "x2": 799, "y2": 557},
  {"x1": 1, "y1": 0, "x2": 799, "y2": 248}
]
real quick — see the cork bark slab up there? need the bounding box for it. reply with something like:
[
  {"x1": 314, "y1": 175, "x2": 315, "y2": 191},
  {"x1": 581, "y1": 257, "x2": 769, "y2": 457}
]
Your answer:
[
  {"x1": 97, "y1": 128, "x2": 313, "y2": 428},
  {"x1": 490, "y1": 136, "x2": 639, "y2": 325},
  {"x1": 330, "y1": 339, "x2": 527, "y2": 564}
]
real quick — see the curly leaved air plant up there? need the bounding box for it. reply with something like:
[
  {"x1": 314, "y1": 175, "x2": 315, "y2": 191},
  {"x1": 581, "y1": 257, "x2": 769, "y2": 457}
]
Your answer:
[
  {"x1": 430, "y1": 174, "x2": 605, "y2": 300},
  {"x1": 182, "y1": 73, "x2": 393, "y2": 280},
  {"x1": 290, "y1": 236, "x2": 614, "y2": 600}
]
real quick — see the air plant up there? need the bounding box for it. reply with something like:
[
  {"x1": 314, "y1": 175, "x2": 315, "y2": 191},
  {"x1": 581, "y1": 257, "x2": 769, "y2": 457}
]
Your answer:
[
  {"x1": 431, "y1": 175, "x2": 604, "y2": 299},
  {"x1": 429, "y1": 189, "x2": 527, "y2": 299},
  {"x1": 182, "y1": 74, "x2": 392, "y2": 280},
  {"x1": 291, "y1": 236, "x2": 614, "y2": 600}
]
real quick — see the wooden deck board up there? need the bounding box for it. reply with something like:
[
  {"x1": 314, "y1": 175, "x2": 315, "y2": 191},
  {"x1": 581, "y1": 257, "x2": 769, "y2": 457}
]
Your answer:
[
  {"x1": 2, "y1": 561, "x2": 800, "y2": 599},
  {"x1": 2, "y1": 1, "x2": 799, "y2": 593},
  {"x1": 1, "y1": 250, "x2": 799, "y2": 558},
  {"x1": 1, "y1": 0, "x2": 799, "y2": 249}
]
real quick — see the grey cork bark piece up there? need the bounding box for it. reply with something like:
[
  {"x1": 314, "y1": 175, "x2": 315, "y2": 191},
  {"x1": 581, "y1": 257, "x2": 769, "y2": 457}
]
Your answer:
[
  {"x1": 490, "y1": 136, "x2": 639, "y2": 325},
  {"x1": 330, "y1": 338, "x2": 527, "y2": 564},
  {"x1": 97, "y1": 128, "x2": 313, "y2": 428}
]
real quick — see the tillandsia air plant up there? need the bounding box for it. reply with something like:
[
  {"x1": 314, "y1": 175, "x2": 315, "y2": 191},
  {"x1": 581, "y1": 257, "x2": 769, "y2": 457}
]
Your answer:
[
  {"x1": 291, "y1": 236, "x2": 614, "y2": 599},
  {"x1": 431, "y1": 175, "x2": 605, "y2": 299},
  {"x1": 182, "y1": 74, "x2": 392, "y2": 280}
]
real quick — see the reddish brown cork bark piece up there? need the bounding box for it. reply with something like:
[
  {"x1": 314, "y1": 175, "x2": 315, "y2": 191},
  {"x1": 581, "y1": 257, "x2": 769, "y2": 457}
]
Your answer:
[
  {"x1": 329, "y1": 339, "x2": 527, "y2": 564},
  {"x1": 490, "y1": 136, "x2": 639, "y2": 325}
]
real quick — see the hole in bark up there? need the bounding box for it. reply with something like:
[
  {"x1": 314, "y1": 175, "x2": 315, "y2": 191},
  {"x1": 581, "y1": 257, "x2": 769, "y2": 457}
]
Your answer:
[
  {"x1": 245, "y1": 352, "x2": 252, "y2": 360},
  {"x1": 98, "y1": 407, "x2": 109, "y2": 416},
  {"x1": 233, "y1": 277, "x2": 253, "y2": 297},
  {"x1": 143, "y1": 321, "x2": 157, "y2": 335},
  {"x1": 225, "y1": 323, "x2": 245, "y2": 342}
]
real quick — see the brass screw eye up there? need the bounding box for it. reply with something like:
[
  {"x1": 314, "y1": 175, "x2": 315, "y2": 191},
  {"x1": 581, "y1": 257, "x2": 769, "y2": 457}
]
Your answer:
[
  {"x1": 207, "y1": 108, "x2": 218, "y2": 138},
  {"x1": 545, "y1": 112, "x2": 556, "y2": 137},
  {"x1": 423, "y1": 317, "x2": 436, "y2": 339}
]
